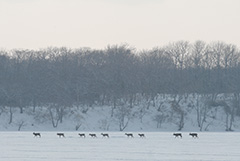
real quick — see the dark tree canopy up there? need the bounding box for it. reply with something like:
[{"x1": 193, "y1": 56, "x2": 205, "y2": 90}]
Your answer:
[{"x1": 0, "y1": 41, "x2": 240, "y2": 108}]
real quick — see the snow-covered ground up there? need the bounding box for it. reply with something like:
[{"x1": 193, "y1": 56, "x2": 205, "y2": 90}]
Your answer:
[{"x1": 0, "y1": 132, "x2": 239, "y2": 161}]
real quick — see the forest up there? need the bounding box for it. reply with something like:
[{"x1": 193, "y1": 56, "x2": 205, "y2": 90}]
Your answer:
[{"x1": 0, "y1": 40, "x2": 240, "y2": 131}]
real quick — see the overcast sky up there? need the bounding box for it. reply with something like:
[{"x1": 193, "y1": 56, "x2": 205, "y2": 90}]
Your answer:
[{"x1": 0, "y1": 0, "x2": 240, "y2": 50}]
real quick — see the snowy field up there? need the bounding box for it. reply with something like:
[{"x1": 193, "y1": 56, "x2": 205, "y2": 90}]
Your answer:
[{"x1": 0, "y1": 132, "x2": 239, "y2": 161}]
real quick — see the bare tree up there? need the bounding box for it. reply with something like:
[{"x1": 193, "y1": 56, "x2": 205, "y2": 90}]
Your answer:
[
  {"x1": 115, "y1": 104, "x2": 133, "y2": 131},
  {"x1": 170, "y1": 95, "x2": 186, "y2": 131},
  {"x1": 16, "y1": 120, "x2": 27, "y2": 131}
]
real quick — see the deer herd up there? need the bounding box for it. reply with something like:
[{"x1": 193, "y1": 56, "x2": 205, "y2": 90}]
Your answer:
[{"x1": 33, "y1": 132, "x2": 198, "y2": 138}]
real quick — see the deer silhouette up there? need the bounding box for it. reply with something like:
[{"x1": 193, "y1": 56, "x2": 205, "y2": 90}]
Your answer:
[
  {"x1": 33, "y1": 132, "x2": 41, "y2": 137},
  {"x1": 173, "y1": 133, "x2": 182, "y2": 138},
  {"x1": 189, "y1": 133, "x2": 198, "y2": 138},
  {"x1": 78, "y1": 133, "x2": 86, "y2": 138},
  {"x1": 125, "y1": 133, "x2": 134, "y2": 137},
  {"x1": 138, "y1": 133, "x2": 145, "y2": 138},
  {"x1": 89, "y1": 133, "x2": 97, "y2": 138},
  {"x1": 101, "y1": 133, "x2": 109, "y2": 138},
  {"x1": 57, "y1": 133, "x2": 65, "y2": 138}
]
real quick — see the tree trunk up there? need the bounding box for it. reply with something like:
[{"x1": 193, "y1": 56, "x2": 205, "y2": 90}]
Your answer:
[
  {"x1": 49, "y1": 108, "x2": 59, "y2": 128},
  {"x1": 9, "y1": 107, "x2": 13, "y2": 124}
]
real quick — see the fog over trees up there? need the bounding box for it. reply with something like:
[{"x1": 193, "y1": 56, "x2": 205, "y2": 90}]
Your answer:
[{"x1": 1, "y1": 41, "x2": 240, "y2": 131}]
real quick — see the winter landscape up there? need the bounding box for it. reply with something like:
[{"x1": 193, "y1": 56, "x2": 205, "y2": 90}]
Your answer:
[
  {"x1": 1, "y1": 0, "x2": 240, "y2": 160},
  {"x1": 1, "y1": 132, "x2": 240, "y2": 161},
  {"x1": 1, "y1": 93, "x2": 240, "y2": 161},
  {"x1": 1, "y1": 40, "x2": 240, "y2": 161}
]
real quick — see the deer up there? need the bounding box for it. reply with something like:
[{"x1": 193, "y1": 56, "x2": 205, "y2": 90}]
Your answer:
[
  {"x1": 138, "y1": 133, "x2": 145, "y2": 138},
  {"x1": 125, "y1": 133, "x2": 134, "y2": 137},
  {"x1": 33, "y1": 132, "x2": 41, "y2": 137},
  {"x1": 189, "y1": 133, "x2": 198, "y2": 138},
  {"x1": 89, "y1": 133, "x2": 97, "y2": 138},
  {"x1": 78, "y1": 133, "x2": 86, "y2": 138},
  {"x1": 101, "y1": 133, "x2": 109, "y2": 138},
  {"x1": 57, "y1": 133, "x2": 65, "y2": 138},
  {"x1": 173, "y1": 133, "x2": 182, "y2": 138}
]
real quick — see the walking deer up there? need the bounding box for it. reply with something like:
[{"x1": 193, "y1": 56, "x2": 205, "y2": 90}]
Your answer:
[
  {"x1": 101, "y1": 133, "x2": 109, "y2": 138},
  {"x1": 125, "y1": 133, "x2": 134, "y2": 137},
  {"x1": 57, "y1": 133, "x2": 65, "y2": 138},
  {"x1": 189, "y1": 133, "x2": 198, "y2": 138},
  {"x1": 33, "y1": 132, "x2": 41, "y2": 137},
  {"x1": 89, "y1": 133, "x2": 97, "y2": 138},
  {"x1": 138, "y1": 133, "x2": 145, "y2": 138},
  {"x1": 173, "y1": 133, "x2": 182, "y2": 138},
  {"x1": 78, "y1": 133, "x2": 86, "y2": 138}
]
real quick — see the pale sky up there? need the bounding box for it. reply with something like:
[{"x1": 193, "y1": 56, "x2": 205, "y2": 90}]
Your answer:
[{"x1": 0, "y1": 0, "x2": 240, "y2": 50}]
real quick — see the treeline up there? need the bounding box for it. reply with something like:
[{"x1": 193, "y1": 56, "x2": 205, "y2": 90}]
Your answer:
[{"x1": 0, "y1": 40, "x2": 240, "y2": 109}]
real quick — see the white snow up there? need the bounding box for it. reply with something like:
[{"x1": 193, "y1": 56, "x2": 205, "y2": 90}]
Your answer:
[{"x1": 0, "y1": 132, "x2": 239, "y2": 161}]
